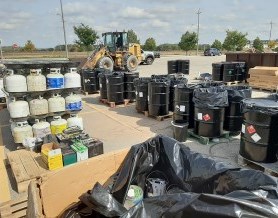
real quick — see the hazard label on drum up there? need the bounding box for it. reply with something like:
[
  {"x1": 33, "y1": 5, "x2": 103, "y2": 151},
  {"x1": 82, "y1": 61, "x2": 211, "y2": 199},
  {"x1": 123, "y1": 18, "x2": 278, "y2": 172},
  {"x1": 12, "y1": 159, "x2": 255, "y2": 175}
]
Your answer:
[
  {"x1": 247, "y1": 125, "x2": 256, "y2": 134},
  {"x1": 203, "y1": 114, "x2": 211, "y2": 121}
]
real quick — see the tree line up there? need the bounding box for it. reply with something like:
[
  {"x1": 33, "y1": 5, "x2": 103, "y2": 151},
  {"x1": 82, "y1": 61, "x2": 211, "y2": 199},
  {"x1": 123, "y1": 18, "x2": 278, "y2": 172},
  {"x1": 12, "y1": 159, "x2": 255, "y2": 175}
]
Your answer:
[{"x1": 8, "y1": 23, "x2": 278, "y2": 53}]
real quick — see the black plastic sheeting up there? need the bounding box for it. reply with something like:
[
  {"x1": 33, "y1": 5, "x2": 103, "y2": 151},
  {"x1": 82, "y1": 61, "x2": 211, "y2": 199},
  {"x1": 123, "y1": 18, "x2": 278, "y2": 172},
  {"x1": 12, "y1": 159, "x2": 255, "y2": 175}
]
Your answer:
[
  {"x1": 62, "y1": 135, "x2": 278, "y2": 218},
  {"x1": 193, "y1": 87, "x2": 229, "y2": 108},
  {"x1": 223, "y1": 85, "x2": 252, "y2": 102},
  {"x1": 241, "y1": 98, "x2": 278, "y2": 115}
]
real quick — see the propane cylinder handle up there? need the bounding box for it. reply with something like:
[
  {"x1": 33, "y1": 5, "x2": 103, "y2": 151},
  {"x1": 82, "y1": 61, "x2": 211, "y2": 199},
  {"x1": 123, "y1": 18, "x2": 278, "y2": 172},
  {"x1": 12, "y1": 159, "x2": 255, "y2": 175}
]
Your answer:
[{"x1": 34, "y1": 119, "x2": 40, "y2": 123}]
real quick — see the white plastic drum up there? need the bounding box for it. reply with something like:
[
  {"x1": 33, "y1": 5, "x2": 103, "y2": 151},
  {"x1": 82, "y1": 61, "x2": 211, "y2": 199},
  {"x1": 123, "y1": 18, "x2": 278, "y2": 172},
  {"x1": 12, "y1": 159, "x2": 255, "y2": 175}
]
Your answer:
[
  {"x1": 50, "y1": 116, "x2": 67, "y2": 134},
  {"x1": 32, "y1": 119, "x2": 51, "y2": 138},
  {"x1": 12, "y1": 121, "x2": 33, "y2": 143},
  {"x1": 27, "y1": 69, "x2": 46, "y2": 91},
  {"x1": 9, "y1": 99, "x2": 30, "y2": 118},
  {"x1": 65, "y1": 93, "x2": 82, "y2": 111},
  {"x1": 4, "y1": 70, "x2": 27, "y2": 92},
  {"x1": 47, "y1": 68, "x2": 64, "y2": 89},
  {"x1": 48, "y1": 94, "x2": 65, "y2": 113},
  {"x1": 29, "y1": 96, "x2": 48, "y2": 115},
  {"x1": 64, "y1": 68, "x2": 81, "y2": 88},
  {"x1": 67, "y1": 114, "x2": 83, "y2": 130}
]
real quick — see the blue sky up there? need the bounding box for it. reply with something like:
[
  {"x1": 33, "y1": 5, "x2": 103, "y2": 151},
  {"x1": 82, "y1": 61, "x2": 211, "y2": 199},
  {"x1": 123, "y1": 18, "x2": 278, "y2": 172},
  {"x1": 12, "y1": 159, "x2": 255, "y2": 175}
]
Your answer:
[{"x1": 0, "y1": 0, "x2": 277, "y2": 48}]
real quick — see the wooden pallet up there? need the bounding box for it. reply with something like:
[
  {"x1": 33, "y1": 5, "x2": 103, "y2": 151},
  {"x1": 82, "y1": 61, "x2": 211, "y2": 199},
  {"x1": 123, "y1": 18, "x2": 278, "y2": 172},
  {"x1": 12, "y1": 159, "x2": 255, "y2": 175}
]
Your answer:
[
  {"x1": 188, "y1": 129, "x2": 230, "y2": 145},
  {"x1": 138, "y1": 110, "x2": 173, "y2": 121},
  {"x1": 0, "y1": 103, "x2": 6, "y2": 111},
  {"x1": 0, "y1": 193, "x2": 28, "y2": 218},
  {"x1": 237, "y1": 155, "x2": 278, "y2": 177},
  {"x1": 81, "y1": 90, "x2": 99, "y2": 96},
  {"x1": 99, "y1": 98, "x2": 132, "y2": 108},
  {"x1": 224, "y1": 81, "x2": 241, "y2": 86},
  {"x1": 7, "y1": 150, "x2": 49, "y2": 193},
  {"x1": 250, "y1": 86, "x2": 278, "y2": 93}
]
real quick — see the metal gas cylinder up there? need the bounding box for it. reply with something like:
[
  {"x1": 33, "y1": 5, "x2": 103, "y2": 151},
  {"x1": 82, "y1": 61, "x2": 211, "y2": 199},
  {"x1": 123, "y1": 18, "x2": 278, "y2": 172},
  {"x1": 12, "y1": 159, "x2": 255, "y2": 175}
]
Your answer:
[
  {"x1": 64, "y1": 68, "x2": 81, "y2": 88},
  {"x1": 48, "y1": 94, "x2": 65, "y2": 113},
  {"x1": 29, "y1": 96, "x2": 48, "y2": 116},
  {"x1": 12, "y1": 121, "x2": 33, "y2": 143},
  {"x1": 67, "y1": 114, "x2": 83, "y2": 130},
  {"x1": 27, "y1": 69, "x2": 46, "y2": 91},
  {"x1": 50, "y1": 116, "x2": 67, "y2": 134},
  {"x1": 65, "y1": 93, "x2": 82, "y2": 111},
  {"x1": 4, "y1": 69, "x2": 27, "y2": 92},
  {"x1": 46, "y1": 68, "x2": 64, "y2": 89},
  {"x1": 32, "y1": 119, "x2": 51, "y2": 138},
  {"x1": 9, "y1": 98, "x2": 30, "y2": 118}
]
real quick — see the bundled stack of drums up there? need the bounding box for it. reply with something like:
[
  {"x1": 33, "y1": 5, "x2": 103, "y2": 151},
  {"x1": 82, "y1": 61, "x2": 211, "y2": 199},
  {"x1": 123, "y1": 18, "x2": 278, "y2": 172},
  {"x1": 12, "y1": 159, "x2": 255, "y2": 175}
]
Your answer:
[
  {"x1": 80, "y1": 68, "x2": 111, "y2": 94},
  {"x1": 212, "y1": 62, "x2": 247, "y2": 83},
  {"x1": 4, "y1": 68, "x2": 83, "y2": 144},
  {"x1": 98, "y1": 71, "x2": 139, "y2": 104},
  {"x1": 240, "y1": 97, "x2": 278, "y2": 163},
  {"x1": 192, "y1": 85, "x2": 251, "y2": 138},
  {"x1": 168, "y1": 60, "x2": 190, "y2": 74}
]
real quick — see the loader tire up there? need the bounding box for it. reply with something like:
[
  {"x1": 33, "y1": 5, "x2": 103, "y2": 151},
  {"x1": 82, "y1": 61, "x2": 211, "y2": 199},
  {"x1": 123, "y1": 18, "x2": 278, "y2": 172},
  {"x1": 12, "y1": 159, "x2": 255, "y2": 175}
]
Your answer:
[
  {"x1": 97, "y1": 56, "x2": 113, "y2": 72},
  {"x1": 124, "y1": 55, "x2": 138, "y2": 72}
]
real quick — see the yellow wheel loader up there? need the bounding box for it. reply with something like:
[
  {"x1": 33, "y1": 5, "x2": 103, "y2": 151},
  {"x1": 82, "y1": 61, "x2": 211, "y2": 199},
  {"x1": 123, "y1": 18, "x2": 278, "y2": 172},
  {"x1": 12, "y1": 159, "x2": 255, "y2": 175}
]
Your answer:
[{"x1": 81, "y1": 31, "x2": 142, "y2": 72}]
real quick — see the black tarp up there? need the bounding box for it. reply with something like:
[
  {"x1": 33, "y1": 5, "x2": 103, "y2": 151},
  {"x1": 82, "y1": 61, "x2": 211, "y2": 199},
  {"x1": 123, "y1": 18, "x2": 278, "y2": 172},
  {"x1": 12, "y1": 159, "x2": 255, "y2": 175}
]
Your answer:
[
  {"x1": 223, "y1": 85, "x2": 252, "y2": 102},
  {"x1": 193, "y1": 87, "x2": 229, "y2": 108},
  {"x1": 62, "y1": 135, "x2": 278, "y2": 218}
]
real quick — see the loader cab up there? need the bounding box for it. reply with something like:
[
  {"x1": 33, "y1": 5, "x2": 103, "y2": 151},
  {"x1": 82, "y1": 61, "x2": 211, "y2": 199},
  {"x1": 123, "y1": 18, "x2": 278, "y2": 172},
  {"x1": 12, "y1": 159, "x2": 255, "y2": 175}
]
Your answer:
[{"x1": 102, "y1": 32, "x2": 129, "y2": 52}]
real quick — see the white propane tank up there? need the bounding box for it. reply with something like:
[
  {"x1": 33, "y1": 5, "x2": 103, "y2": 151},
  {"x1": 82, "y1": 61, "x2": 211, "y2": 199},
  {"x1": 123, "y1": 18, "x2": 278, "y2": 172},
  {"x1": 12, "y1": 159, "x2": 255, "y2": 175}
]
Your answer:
[
  {"x1": 32, "y1": 119, "x2": 51, "y2": 138},
  {"x1": 65, "y1": 93, "x2": 82, "y2": 111},
  {"x1": 27, "y1": 69, "x2": 46, "y2": 91},
  {"x1": 4, "y1": 69, "x2": 27, "y2": 92},
  {"x1": 67, "y1": 114, "x2": 83, "y2": 130},
  {"x1": 29, "y1": 96, "x2": 48, "y2": 116},
  {"x1": 64, "y1": 67, "x2": 81, "y2": 88},
  {"x1": 50, "y1": 116, "x2": 67, "y2": 134},
  {"x1": 46, "y1": 68, "x2": 64, "y2": 89},
  {"x1": 12, "y1": 121, "x2": 33, "y2": 144},
  {"x1": 9, "y1": 98, "x2": 30, "y2": 118},
  {"x1": 48, "y1": 94, "x2": 65, "y2": 113}
]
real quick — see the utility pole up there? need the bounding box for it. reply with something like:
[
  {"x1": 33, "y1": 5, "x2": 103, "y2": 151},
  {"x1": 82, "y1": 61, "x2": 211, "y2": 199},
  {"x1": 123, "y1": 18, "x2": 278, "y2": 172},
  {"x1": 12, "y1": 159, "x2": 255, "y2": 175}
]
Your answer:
[
  {"x1": 0, "y1": 39, "x2": 3, "y2": 60},
  {"x1": 59, "y1": 0, "x2": 69, "y2": 58},
  {"x1": 269, "y1": 20, "x2": 273, "y2": 41},
  {"x1": 196, "y1": 8, "x2": 201, "y2": 56}
]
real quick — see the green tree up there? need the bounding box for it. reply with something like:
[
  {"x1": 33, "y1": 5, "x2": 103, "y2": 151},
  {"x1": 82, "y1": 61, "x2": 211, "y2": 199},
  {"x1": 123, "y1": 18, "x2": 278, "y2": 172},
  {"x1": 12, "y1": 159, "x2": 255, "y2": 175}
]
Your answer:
[
  {"x1": 268, "y1": 40, "x2": 277, "y2": 49},
  {"x1": 157, "y1": 44, "x2": 180, "y2": 51},
  {"x1": 222, "y1": 30, "x2": 248, "y2": 51},
  {"x1": 211, "y1": 39, "x2": 222, "y2": 50},
  {"x1": 178, "y1": 31, "x2": 198, "y2": 55},
  {"x1": 143, "y1": 37, "x2": 156, "y2": 50},
  {"x1": 73, "y1": 23, "x2": 99, "y2": 51},
  {"x1": 23, "y1": 40, "x2": 36, "y2": 52},
  {"x1": 253, "y1": 37, "x2": 264, "y2": 52},
  {"x1": 127, "y1": 29, "x2": 140, "y2": 44}
]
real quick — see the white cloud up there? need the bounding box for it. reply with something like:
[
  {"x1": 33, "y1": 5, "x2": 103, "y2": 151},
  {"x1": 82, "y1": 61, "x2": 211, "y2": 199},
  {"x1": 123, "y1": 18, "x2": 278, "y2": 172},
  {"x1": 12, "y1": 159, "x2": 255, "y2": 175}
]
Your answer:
[
  {"x1": 151, "y1": 19, "x2": 170, "y2": 28},
  {"x1": 0, "y1": 11, "x2": 32, "y2": 31},
  {"x1": 121, "y1": 7, "x2": 154, "y2": 19}
]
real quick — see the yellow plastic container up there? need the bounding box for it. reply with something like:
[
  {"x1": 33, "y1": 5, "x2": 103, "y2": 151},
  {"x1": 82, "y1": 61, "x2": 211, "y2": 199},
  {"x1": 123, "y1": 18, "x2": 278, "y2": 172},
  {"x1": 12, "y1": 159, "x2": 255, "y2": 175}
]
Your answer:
[
  {"x1": 41, "y1": 143, "x2": 63, "y2": 170},
  {"x1": 50, "y1": 116, "x2": 67, "y2": 134}
]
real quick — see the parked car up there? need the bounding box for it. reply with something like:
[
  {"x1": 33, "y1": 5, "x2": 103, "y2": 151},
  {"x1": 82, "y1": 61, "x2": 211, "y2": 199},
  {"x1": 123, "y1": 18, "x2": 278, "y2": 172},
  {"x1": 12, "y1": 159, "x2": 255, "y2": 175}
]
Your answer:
[
  {"x1": 154, "y1": 51, "x2": 160, "y2": 58},
  {"x1": 204, "y1": 48, "x2": 221, "y2": 56},
  {"x1": 141, "y1": 49, "x2": 155, "y2": 65}
]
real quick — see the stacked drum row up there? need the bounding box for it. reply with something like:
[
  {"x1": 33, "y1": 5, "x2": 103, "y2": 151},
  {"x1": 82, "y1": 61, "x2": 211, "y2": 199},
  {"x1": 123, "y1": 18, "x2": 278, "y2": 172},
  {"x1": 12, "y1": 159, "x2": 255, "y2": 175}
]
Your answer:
[
  {"x1": 134, "y1": 74, "x2": 188, "y2": 117},
  {"x1": 98, "y1": 71, "x2": 139, "y2": 104},
  {"x1": 168, "y1": 60, "x2": 190, "y2": 74},
  {"x1": 212, "y1": 62, "x2": 247, "y2": 82}
]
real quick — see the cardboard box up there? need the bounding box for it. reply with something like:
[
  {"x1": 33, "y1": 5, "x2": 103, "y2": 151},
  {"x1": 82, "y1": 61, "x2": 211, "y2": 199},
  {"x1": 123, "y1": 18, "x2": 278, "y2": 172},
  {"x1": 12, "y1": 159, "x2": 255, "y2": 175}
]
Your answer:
[
  {"x1": 41, "y1": 143, "x2": 63, "y2": 171},
  {"x1": 27, "y1": 149, "x2": 129, "y2": 218},
  {"x1": 70, "y1": 142, "x2": 88, "y2": 162}
]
